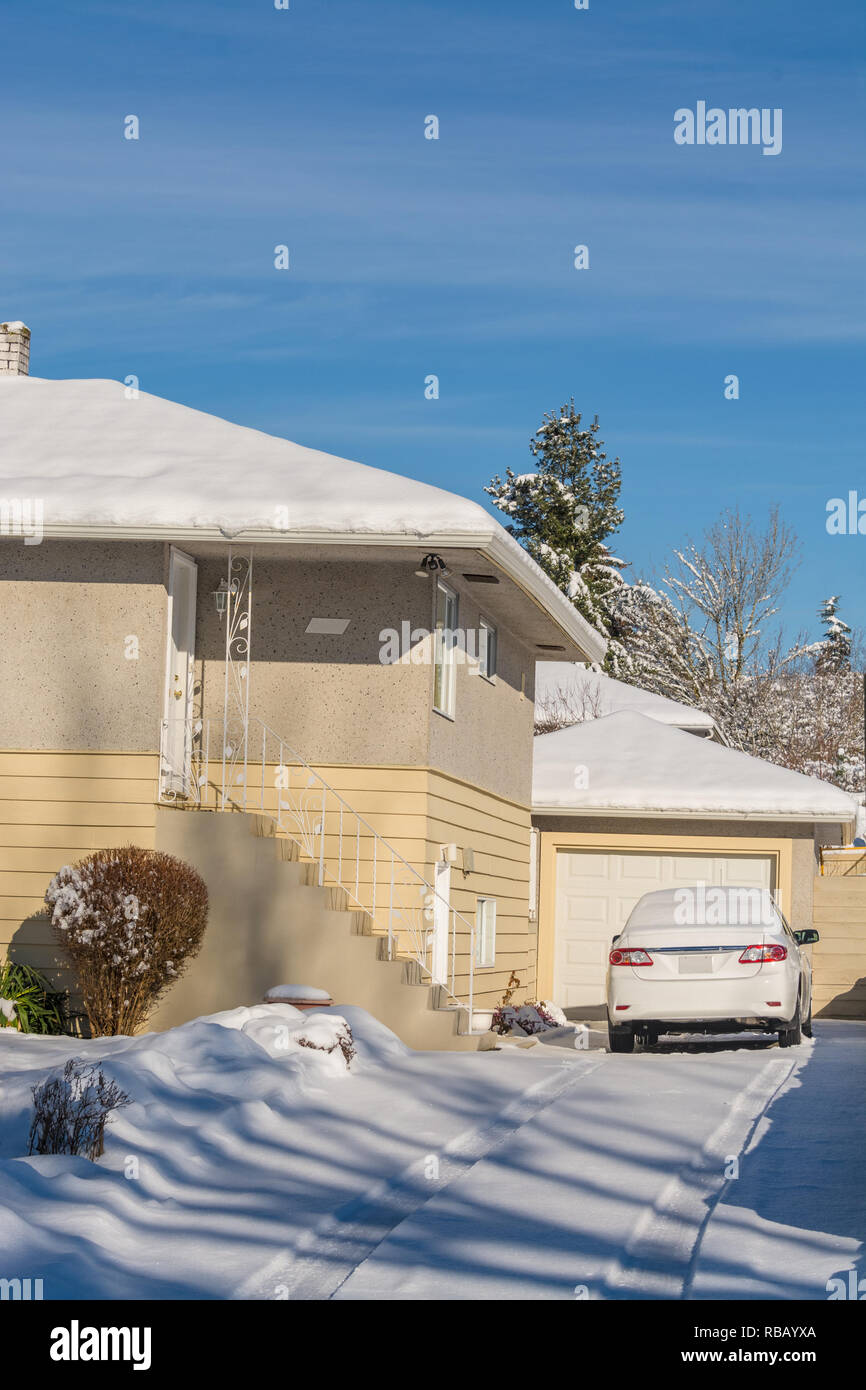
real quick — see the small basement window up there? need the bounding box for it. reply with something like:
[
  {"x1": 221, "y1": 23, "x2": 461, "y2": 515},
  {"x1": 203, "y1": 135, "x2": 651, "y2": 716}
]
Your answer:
[{"x1": 475, "y1": 897, "x2": 497, "y2": 968}]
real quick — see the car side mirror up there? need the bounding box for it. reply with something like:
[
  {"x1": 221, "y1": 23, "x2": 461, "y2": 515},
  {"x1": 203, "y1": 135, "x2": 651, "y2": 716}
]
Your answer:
[{"x1": 794, "y1": 929, "x2": 820, "y2": 946}]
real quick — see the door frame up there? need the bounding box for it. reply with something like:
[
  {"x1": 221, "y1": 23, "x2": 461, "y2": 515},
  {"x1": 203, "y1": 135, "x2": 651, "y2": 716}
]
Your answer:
[{"x1": 161, "y1": 546, "x2": 198, "y2": 794}]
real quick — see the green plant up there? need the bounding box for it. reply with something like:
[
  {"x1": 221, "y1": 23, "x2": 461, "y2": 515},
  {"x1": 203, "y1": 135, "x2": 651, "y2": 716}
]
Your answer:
[{"x1": 0, "y1": 962, "x2": 67, "y2": 1034}]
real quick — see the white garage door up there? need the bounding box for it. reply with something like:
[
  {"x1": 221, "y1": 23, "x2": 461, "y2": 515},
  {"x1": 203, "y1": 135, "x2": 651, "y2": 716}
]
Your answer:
[{"x1": 553, "y1": 849, "x2": 775, "y2": 1009}]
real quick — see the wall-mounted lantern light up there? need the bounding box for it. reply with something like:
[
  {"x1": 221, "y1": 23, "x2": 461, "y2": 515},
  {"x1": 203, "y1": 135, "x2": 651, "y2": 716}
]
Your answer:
[{"x1": 212, "y1": 578, "x2": 237, "y2": 620}]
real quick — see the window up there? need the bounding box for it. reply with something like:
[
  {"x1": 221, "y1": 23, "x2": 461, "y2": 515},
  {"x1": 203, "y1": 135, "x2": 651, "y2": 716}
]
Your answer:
[
  {"x1": 478, "y1": 618, "x2": 497, "y2": 680},
  {"x1": 433, "y1": 580, "x2": 458, "y2": 717},
  {"x1": 475, "y1": 897, "x2": 497, "y2": 968}
]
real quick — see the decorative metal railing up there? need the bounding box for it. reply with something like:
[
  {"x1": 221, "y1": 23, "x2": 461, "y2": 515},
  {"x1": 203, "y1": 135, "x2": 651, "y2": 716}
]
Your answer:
[{"x1": 157, "y1": 715, "x2": 477, "y2": 1021}]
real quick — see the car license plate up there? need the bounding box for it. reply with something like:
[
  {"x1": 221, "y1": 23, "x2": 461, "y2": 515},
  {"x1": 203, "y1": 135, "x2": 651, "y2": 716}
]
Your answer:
[{"x1": 679, "y1": 954, "x2": 713, "y2": 973}]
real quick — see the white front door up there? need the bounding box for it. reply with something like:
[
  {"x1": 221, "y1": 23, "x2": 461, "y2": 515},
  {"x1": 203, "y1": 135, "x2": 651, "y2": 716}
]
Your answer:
[
  {"x1": 553, "y1": 849, "x2": 775, "y2": 1009},
  {"x1": 161, "y1": 547, "x2": 198, "y2": 795},
  {"x1": 431, "y1": 859, "x2": 452, "y2": 985}
]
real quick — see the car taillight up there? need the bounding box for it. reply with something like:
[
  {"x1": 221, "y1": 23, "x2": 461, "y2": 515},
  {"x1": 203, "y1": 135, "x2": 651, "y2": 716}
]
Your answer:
[
  {"x1": 738, "y1": 944, "x2": 787, "y2": 964},
  {"x1": 609, "y1": 948, "x2": 653, "y2": 966}
]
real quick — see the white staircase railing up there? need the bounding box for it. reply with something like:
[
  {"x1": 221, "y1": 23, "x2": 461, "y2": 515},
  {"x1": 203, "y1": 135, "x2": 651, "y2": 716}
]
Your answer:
[{"x1": 157, "y1": 715, "x2": 477, "y2": 1022}]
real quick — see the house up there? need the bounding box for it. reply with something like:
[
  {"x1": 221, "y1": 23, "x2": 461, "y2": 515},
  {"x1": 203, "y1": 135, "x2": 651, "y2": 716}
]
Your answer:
[
  {"x1": 0, "y1": 323, "x2": 605, "y2": 1046},
  {"x1": 531, "y1": 703, "x2": 859, "y2": 1018}
]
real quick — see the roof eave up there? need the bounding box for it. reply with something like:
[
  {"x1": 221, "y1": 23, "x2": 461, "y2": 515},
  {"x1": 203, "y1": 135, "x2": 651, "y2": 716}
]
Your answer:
[
  {"x1": 30, "y1": 522, "x2": 608, "y2": 664},
  {"x1": 531, "y1": 803, "x2": 857, "y2": 825}
]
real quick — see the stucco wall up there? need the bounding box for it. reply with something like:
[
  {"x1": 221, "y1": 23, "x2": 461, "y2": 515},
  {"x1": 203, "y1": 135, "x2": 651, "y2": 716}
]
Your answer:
[
  {"x1": 192, "y1": 553, "x2": 535, "y2": 805},
  {"x1": 0, "y1": 540, "x2": 165, "y2": 751},
  {"x1": 0, "y1": 543, "x2": 537, "y2": 803},
  {"x1": 426, "y1": 581, "x2": 536, "y2": 807}
]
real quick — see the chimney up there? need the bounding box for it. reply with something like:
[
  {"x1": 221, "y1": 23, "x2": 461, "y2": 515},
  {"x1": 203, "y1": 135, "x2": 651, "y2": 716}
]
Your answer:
[{"x1": 0, "y1": 321, "x2": 30, "y2": 375}]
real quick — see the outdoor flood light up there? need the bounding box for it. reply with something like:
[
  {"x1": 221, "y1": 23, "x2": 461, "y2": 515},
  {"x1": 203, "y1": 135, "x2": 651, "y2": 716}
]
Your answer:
[{"x1": 414, "y1": 553, "x2": 451, "y2": 578}]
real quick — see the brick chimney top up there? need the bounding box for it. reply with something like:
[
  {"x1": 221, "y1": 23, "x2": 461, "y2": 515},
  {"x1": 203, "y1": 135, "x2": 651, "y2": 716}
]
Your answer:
[{"x1": 0, "y1": 322, "x2": 31, "y2": 375}]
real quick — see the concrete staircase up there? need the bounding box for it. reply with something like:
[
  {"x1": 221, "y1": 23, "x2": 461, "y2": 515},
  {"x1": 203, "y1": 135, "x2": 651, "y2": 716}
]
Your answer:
[
  {"x1": 148, "y1": 805, "x2": 482, "y2": 1050},
  {"x1": 812, "y1": 875, "x2": 866, "y2": 1019}
]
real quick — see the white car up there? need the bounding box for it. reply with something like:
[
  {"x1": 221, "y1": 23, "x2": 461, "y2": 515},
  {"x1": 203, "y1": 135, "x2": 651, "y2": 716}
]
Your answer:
[{"x1": 606, "y1": 885, "x2": 817, "y2": 1053}]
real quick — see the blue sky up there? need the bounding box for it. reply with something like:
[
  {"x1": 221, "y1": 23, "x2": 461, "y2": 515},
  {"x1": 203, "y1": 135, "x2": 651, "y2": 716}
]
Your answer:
[{"x1": 3, "y1": 0, "x2": 864, "y2": 642}]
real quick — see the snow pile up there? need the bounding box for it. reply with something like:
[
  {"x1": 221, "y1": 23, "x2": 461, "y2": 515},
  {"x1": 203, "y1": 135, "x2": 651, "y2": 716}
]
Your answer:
[
  {"x1": 492, "y1": 1000, "x2": 568, "y2": 1036},
  {"x1": 192, "y1": 1002, "x2": 353, "y2": 1071},
  {"x1": 0, "y1": 1002, "x2": 574, "y2": 1299}
]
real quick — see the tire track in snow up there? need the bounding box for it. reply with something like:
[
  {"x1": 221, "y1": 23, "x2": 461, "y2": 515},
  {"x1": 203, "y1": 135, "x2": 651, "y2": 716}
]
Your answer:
[
  {"x1": 232, "y1": 1056, "x2": 603, "y2": 1301},
  {"x1": 600, "y1": 1055, "x2": 800, "y2": 1300}
]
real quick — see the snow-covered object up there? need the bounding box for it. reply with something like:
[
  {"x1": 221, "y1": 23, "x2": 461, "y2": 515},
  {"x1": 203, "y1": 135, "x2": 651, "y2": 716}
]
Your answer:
[
  {"x1": 203, "y1": 1003, "x2": 354, "y2": 1072},
  {"x1": 263, "y1": 984, "x2": 332, "y2": 1004},
  {"x1": 536, "y1": 663, "x2": 717, "y2": 735},
  {"x1": 492, "y1": 1002, "x2": 564, "y2": 1036},
  {"x1": 0, "y1": 375, "x2": 605, "y2": 661},
  {"x1": 0, "y1": 998, "x2": 17, "y2": 1025},
  {"x1": 535, "y1": 999, "x2": 568, "y2": 1027},
  {"x1": 533, "y1": 710, "x2": 859, "y2": 822}
]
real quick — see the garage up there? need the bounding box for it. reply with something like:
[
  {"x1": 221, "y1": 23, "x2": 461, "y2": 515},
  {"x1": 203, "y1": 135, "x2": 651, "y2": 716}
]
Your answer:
[
  {"x1": 553, "y1": 847, "x2": 774, "y2": 1009},
  {"x1": 531, "y1": 701, "x2": 857, "y2": 1012}
]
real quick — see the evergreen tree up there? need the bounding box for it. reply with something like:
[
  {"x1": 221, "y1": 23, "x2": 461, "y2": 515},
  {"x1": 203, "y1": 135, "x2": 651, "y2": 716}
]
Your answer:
[
  {"x1": 813, "y1": 596, "x2": 852, "y2": 672},
  {"x1": 485, "y1": 400, "x2": 626, "y2": 635}
]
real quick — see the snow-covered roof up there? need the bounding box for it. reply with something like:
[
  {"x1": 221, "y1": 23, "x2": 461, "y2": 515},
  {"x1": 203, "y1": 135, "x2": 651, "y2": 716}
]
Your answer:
[
  {"x1": 532, "y1": 710, "x2": 859, "y2": 823},
  {"x1": 0, "y1": 374, "x2": 606, "y2": 663},
  {"x1": 536, "y1": 663, "x2": 718, "y2": 736}
]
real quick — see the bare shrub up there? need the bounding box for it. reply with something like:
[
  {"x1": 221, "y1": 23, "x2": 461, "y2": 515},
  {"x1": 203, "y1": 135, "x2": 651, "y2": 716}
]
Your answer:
[
  {"x1": 297, "y1": 1020, "x2": 356, "y2": 1067},
  {"x1": 45, "y1": 846, "x2": 208, "y2": 1036},
  {"x1": 28, "y1": 1058, "x2": 130, "y2": 1161},
  {"x1": 535, "y1": 673, "x2": 605, "y2": 734}
]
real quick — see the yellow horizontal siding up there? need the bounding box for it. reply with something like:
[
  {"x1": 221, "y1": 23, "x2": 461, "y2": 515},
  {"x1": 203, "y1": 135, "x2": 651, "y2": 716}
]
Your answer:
[{"x1": 0, "y1": 753, "x2": 158, "y2": 996}]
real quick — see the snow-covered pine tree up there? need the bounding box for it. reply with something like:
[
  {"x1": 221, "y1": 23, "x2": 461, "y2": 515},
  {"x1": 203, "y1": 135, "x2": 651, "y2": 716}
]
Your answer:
[
  {"x1": 484, "y1": 401, "x2": 626, "y2": 636},
  {"x1": 813, "y1": 595, "x2": 852, "y2": 672}
]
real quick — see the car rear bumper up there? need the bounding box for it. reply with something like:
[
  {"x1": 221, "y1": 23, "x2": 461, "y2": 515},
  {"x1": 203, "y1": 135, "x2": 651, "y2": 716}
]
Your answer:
[{"x1": 607, "y1": 973, "x2": 797, "y2": 1026}]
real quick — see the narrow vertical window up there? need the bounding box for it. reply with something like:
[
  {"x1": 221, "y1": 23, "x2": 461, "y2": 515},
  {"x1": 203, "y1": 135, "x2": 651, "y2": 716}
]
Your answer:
[
  {"x1": 479, "y1": 618, "x2": 497, "y2": 680},
  {"x1": 433, "y1": 580, "x2": 458, "y2": 717},
  {"x1": 475, "y1": 897, "x2": 497, "y2": 967}
]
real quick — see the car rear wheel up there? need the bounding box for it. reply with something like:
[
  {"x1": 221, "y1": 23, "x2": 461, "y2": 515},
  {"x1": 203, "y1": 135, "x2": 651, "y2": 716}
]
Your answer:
[
  {"x1": 802, "y1": 995, "x2": 813, "y2": 1039},
  {"x1": 608, "y1": 1023, "x2": 635, "y2": 1054},
  {"x1": 778, "y1": 994, "x2": 802, "y2": 1047}
]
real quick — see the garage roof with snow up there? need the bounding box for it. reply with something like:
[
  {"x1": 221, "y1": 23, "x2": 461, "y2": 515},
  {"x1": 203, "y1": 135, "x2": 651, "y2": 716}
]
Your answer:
[{"x1": 532, "y1": 710, "x2": 858, "y2": 823}]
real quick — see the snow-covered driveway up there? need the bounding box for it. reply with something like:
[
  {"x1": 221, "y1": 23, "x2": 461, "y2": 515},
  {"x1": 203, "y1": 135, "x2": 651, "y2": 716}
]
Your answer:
[
  {"x1": 1, "y1": 1012, "x2": 862, "y2": 1301},
  {"x1": 332, "y1": 1022, "x2": 866, "y2": 1302}
]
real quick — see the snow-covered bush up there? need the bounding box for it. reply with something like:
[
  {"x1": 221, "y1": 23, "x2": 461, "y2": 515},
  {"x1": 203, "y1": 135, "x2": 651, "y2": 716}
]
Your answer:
[
  {"x1": 491, "y1": 1000, "x2": 565, "y2": 1036},
  {"x1": 237, "y1": 1006, "x2": 357, "y2": 1073},
  {"x1": 45, "y1": 847, "x2": 208, "y2": 1036},
  {"x1": 28, "y1": 1058, "x2": 130, "y2": 1161}
]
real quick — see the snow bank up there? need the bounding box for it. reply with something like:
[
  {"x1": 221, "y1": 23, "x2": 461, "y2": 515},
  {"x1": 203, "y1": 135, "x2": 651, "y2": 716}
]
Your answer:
[{"x1": 0, "y1": 1003, "x2": 565, "y2": 1299}]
